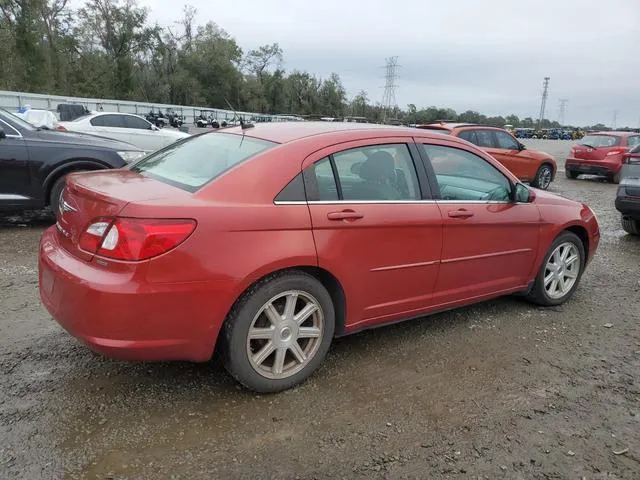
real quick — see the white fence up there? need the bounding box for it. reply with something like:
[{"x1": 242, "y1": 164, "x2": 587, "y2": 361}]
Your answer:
[{"x1": 0, "y1": 90, "x2": 298, "y2": 124}]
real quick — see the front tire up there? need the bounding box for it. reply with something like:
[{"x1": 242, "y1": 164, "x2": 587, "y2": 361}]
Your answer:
[
  {"x1": 532, "y1": 164, "x2": 553, "y2": 189},
  {"x1": 621, "y1": 216, "x2": 640, "y2": 236},
  {"x1": 222, "y1": 271, "x2": 335, "y2": 393},
  {"x1": 526, "y1": 231, "x2": 585, "y2": 306}
]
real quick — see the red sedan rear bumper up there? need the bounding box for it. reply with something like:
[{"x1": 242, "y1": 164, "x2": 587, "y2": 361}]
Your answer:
[
  {"x1": 39, "y1": 227, "x2": 221, "y2": 362},
  {"x1": 565, "y1": 157, "x2": 621, "y2": 175}
]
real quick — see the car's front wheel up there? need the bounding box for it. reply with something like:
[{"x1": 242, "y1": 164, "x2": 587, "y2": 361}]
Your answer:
[
  {"x1": 526, "y1": 231, "x2": 585, "y2": 306},
  {"x1": 532, "y1": 164, "x2": 553, "y2": 190},
  {"x1": 621, "y1": 216, "x2": 640, "y2": 236},
  {"x1": 222, "y1": 271, "x2": 335, "y2": 393}
]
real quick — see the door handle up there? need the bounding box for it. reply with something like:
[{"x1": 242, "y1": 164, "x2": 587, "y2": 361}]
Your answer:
[
  {"x1": 447, "y1": 209, "x2": 474, "y2": 219},
  {"x1": 327, "y1": 210, "x2": 364, "y2": 221}
]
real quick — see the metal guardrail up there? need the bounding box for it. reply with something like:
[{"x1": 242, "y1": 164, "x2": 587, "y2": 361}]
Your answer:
[{"x1": 0, "y1": 90, "x2": 299, "y2": 124}]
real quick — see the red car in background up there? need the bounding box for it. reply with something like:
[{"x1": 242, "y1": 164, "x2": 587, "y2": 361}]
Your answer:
[
  {"x1": 566, "y1": 131, "x2": 640, "y2": 183},
  {"x1": 39, "y1": 122, "x2": 600, "y2": 393},
  {"x1": 415, "y1": 123, "x2": 557, "y2": 190}
]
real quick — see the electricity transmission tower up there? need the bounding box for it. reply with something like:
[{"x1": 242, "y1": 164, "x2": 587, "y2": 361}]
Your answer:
[
  {"x1": 381, "y1": 56, "x2": 399, "y2": 123},
  {"x1": 537, "y1": 76, "x2": 550, "y2": 128},
  {"x1": 558, "y1": 99, "x2": 568, "y2": 126}
]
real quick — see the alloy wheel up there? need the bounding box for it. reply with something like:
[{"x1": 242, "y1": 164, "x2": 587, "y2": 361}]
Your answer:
[
  {"x1": 247, "y1": 290, "x2": 324, "y2": 379},
  {"x1": 538, "y1": 166, "x2": 552, "y2": 189},
  {"x1": 544, "y1": 242, "x2": 580, "y2": 300}
]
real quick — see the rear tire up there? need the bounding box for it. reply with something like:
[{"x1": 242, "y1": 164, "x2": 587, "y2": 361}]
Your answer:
[
  {"x1": 565, "y1": 169, "x2": 578, "y2": 179},
  {"x1": 222, "y1": 271, "x2": 335, "y2": 393},
  {"x1": 526, "y1": 231, "x2": 585, "y2": 307},
  {"x1": 607, "y1": 172, "x2": 621, "y2": 184},
  {"x1": 532, "y1": 163, "x2": 553, "y2": 190},
  {"x1": 621, "y1": 216, "x2": 640, "y2": 236}
]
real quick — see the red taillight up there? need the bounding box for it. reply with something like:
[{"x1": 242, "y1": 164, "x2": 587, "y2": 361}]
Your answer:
[
  {"x1": 55, "y1": 124, "x2": 67, "y2": 132},
  {"x1": 79, "y1": 218, "x2": 196, "y2": 261}
]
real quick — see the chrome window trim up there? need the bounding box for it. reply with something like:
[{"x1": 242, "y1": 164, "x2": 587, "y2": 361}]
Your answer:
[
  {"x1": 0, "y1": 119, "x2": 22, "y2": 138},
  {"x1": 274, "y1": 199, "x2": 513, "y2": 206}
]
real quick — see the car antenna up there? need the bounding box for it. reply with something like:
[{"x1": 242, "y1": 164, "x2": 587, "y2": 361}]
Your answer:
[{"x1": 224, "y1": 98, "x2": 254, "y2": 130}]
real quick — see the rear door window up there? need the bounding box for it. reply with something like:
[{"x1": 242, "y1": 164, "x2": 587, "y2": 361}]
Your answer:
[
  {"x1": 458, "y1": 130, "x2": 477, "y2": 144},
  {"x1": 131, "y1": 133, "x2": 276, "y2": 192},
  {"x1": 302, "y1": 144, "x2": 421, "y2": 202},
  {"x1": 474, "y1": 129, "x2": 496, "y2": 148},
  {"x1": 90, "y1": 115, "x2": 127, "y2": 128},
  {"x1": 335, "y1": 145, "x2": 421, "y2": 201}
]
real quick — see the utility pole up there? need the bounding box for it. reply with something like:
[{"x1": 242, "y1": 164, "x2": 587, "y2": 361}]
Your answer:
[
  {"x1": 381, "y1": 56, "x2": 399, "y2": 124},
  {"x1": 537, "y1": 76, "x2": 550, "y2": 128},
  {"x1": 613, "y1": 110, "x2": 618, "y2": 130},
  {"x1": 558, "y1": 98, "x2": 568, "y2": 126}
]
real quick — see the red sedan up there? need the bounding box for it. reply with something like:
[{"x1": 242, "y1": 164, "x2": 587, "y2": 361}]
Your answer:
[
  {"x1": 566, "y1": 131, "x2": 640, "y2": 183},
  {"x1": 39, "y1": 122, "x2": 600, "y2": 392}
]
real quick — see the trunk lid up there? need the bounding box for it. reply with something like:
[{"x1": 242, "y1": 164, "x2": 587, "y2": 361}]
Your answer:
[{"x1": 55, "y1": 170, "x2": 190, "y2": 261}]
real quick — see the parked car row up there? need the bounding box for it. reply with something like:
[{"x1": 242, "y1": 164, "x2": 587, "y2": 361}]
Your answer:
[
  {"x1": 56, "y1": 112, "x2": 190, "y2": 154},
  {"x1": 0, "y1": 108, "x2": 144, "y2": 213},
  {"x1": 615, "y1": 143, "x2": 640, "y2": 235},
  {"x1": 0, "y1": 108, "x2": 191, "y2": 214}
]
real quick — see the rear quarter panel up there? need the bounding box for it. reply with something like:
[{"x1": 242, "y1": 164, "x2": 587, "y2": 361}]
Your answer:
[{"x1": 121, "y1": 140, "x2": 321, "y2": 349}]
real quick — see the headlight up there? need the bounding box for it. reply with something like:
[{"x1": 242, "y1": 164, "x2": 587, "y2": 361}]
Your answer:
[{"x1": 117, "y1": 151, "x2": 146, "y2": 163}]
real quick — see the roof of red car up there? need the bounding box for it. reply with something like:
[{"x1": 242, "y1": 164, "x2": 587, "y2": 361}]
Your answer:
[{"x1": 217, "y1": 121, "x2": 431, "y2": 144}]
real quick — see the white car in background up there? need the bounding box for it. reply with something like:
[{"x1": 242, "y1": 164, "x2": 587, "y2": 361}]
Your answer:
[{"x1": 56, "y1": 112, "x2": 190, "y2": 153}]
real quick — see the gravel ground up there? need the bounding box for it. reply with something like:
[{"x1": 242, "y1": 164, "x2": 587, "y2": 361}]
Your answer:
[{"x1": 1, "y1": 139, "x2": 639, "y2": 480}]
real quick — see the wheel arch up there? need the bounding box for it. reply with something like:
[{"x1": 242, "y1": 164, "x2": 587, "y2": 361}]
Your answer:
[
  {"x1": 215, "y1": 265, "x2": 347, "y2": 353},
  {"x1": 43, "y1": 159, "x2": 113, "y2": 206},
  {"x1": 564, "y1": 224, "x2": 589, "y2": 260}
]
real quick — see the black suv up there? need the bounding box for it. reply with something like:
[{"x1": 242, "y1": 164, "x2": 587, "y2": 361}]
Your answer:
[
  {"x1": 615, "y1": 144, "x2": 640, "y2": 235},
  {"x1": 0, "y1": 108, "x2": 144, "y2": 215}
]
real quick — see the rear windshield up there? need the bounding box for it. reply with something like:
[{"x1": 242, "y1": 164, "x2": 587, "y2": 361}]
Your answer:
[
  {"x1": 579, "y1": 135, "x2": 621, "y2": 147},
  {"x1": 131, "y1": 132, "x2": 276, "y2": 192}
]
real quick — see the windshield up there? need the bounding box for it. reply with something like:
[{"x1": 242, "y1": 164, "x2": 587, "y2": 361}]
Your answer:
[
  {"x1": 579, "y1": 135, "x2": 620, "y2": 147},
  {"x1": 0, "y1": 108, "x2": 37, "y2": 131},
  {"x1": 131, "y1": 132, "x2": 276, "y2": 192}
]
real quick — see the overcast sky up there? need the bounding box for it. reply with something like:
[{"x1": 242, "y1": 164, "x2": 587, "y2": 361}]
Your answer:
[{"x1": 137, "y1": 0, "x2": 639, "y2": 126}]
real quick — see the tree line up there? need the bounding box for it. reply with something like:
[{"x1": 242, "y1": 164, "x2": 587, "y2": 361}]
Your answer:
[{"x1": 0, "y1": 0, "x2": 611, "y2": 129}]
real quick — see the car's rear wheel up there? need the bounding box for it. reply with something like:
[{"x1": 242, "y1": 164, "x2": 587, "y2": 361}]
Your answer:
[
  {"x1": 621, "y1": 216, "x2": 640, "y2": 236},
  {"x1": 607, "y1": 172, "x2": 621, "y2": 184},
  {"x1": 526, "y1": 231, "x2": 585, "y2": 306},
  {"x1": 565, "y1": 169, "x2": 578, "y2": 179},
  {"x1": 222, "y1": 271, "x2": 335, "y2": 393},
  {"x1": 532, "y1": 164, "x2": 553, "y2": 190}
]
